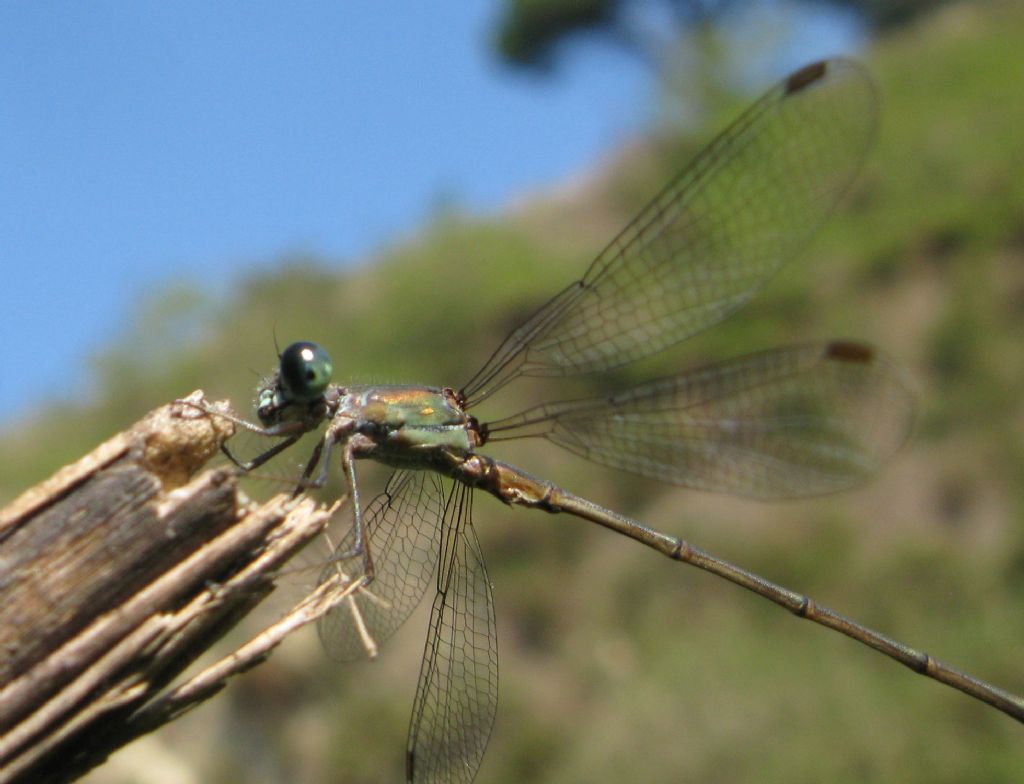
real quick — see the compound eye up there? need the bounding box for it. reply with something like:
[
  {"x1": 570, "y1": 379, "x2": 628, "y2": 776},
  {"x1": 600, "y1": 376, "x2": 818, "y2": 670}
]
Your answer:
[{"x1": 279, "y1": 341, "x2": 333, "y2": 402}]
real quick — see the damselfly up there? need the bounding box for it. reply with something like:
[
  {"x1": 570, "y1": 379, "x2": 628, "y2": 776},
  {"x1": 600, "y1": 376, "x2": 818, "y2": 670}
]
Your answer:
[{"x1": 191, "y1": 59, "x2": 1024, "y2": 783}]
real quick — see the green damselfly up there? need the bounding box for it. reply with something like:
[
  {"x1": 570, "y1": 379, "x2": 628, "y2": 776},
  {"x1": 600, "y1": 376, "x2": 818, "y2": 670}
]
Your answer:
[{"x1": 191, "y1": 59, "x2": 1024, "y2": 783}]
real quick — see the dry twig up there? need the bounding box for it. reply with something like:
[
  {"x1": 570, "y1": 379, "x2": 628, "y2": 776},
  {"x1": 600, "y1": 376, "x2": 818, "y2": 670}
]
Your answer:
[{"x1": 0, "y1": 393, "x2": 351, "y2": 783}]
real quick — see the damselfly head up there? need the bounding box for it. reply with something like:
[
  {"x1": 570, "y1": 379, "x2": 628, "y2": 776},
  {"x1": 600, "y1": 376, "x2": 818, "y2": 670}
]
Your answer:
[{"x1": 253, "y1": 340, "x2": 333, "y2": 425}]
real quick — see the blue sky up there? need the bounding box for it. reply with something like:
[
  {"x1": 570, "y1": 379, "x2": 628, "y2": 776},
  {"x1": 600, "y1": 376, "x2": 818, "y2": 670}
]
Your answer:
[{"x1": 0, "y1": 2, "x2": 860, "y2": 428}]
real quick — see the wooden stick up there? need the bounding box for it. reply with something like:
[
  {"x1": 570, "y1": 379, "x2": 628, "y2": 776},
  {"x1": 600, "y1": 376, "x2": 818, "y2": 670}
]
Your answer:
[{"x1": 0, "y1": 393, "x2": 348, "y2": 784}]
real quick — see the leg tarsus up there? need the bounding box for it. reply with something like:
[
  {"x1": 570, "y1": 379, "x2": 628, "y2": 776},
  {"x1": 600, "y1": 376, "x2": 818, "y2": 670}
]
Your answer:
[{"x1": 229, "y1": 433, "x2": 303, "y2": 473}]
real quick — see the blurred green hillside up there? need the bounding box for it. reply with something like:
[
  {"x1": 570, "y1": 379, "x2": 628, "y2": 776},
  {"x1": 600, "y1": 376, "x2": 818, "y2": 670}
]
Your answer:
[{"x1": 5, "y1": 3, "x2": 1024, "y2": 783}]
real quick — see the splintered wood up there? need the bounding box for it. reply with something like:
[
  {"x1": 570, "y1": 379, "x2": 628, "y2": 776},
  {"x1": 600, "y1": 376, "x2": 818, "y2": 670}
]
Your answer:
[{"x1": 0, "y1": 392, "x2": 351, "y2": 784}]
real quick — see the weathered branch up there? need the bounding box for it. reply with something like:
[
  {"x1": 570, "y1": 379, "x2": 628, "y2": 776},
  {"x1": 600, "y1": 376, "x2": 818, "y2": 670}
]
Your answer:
[{"x1": 0, "y1": 393, "x2": 352, "y2": 784}]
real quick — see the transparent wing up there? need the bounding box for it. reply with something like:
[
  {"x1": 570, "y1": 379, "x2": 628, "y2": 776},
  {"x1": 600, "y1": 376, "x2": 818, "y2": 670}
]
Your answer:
[
  {"x1": 405, "y1": 485, "x2": 498, "y2": 784},
  {"x1": 461, "y1": 59, "x2": 877, "y2": 405},
  {"x1": 484, "y1": 342, "x2": 914, "y2": 499},
  {"x1": 317, "y1": 470, "x2": 445, "y2": 662}
]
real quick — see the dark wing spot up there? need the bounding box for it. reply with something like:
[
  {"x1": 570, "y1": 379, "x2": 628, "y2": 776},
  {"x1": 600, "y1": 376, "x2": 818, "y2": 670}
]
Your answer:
[
  {"x1": 825, "y1": 340, "x2": 874, "y2": 364},
  {"x1": 785, "y1": 61, "x2": 828, "y2": 96}
]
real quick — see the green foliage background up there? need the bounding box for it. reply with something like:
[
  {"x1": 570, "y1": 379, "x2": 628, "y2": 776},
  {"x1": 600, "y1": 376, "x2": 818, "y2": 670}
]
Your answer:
[{"x1": 3, "y1": 3, "x2": 1023, "y2": 782}]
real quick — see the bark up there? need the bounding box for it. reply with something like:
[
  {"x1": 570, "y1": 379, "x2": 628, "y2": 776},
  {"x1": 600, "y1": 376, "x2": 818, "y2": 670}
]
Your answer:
[{"x1": 0, "y1": 393, "x2": 350, "y2": 783}]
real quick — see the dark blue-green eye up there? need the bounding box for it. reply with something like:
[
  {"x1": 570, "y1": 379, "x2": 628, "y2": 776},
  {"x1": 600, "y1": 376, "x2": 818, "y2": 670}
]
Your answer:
[{"x1": 279, "y1": 341, "x2": 333, "y2": 402}]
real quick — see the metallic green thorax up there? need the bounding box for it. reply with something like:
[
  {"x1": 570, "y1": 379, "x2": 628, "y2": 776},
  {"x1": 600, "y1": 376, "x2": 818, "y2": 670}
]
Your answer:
[{"x1": 336, "y1": 384, "x2": 477, "y2": 466}]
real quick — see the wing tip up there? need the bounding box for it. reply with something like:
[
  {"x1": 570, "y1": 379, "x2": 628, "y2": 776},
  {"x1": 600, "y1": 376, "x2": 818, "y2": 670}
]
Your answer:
[
  {"x1": 785, "y1": 60, "x2": 829, "y2": 95},
  {"x1": 824, "y1": 340, "x2": 874, "y2": 364},
  {"x1": 405, "y1": 749, "x2": 415, "y2": 782}
]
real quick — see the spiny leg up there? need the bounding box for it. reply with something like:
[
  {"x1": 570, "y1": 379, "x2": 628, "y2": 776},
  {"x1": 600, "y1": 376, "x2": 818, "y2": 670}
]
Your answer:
[
  {"x1": 175, "y1": 397, "x2": 310, "y2": 472},
  {"x1": 339, "y1": 437, "x2": 375, "y2": 582},
  {"x1": 225, "y1": 432, "x2": 303, "y2": 473},
  {"x1": 315, "y1": 436, "x2": 381, "y2": 660},
  {"x1": 309, "y1": 429, "x2": 377, "y2": 582},
  {"x1": 294, "y1": 435, "x2": 328, "y2": 498}
]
